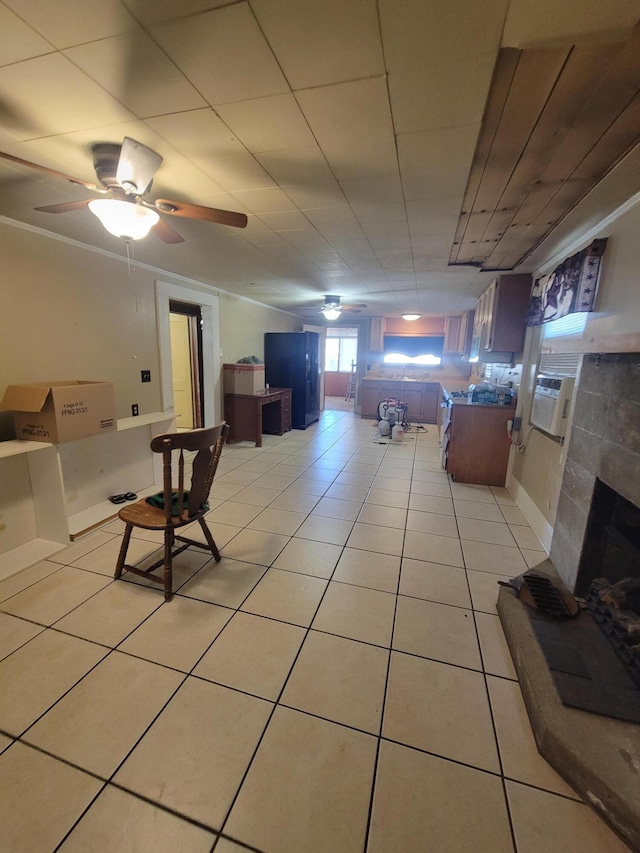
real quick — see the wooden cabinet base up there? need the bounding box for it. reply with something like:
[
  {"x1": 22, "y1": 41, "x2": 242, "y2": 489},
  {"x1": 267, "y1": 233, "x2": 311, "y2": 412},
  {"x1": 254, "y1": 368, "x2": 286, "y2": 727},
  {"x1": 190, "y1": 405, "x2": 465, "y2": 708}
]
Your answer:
[{"x1": 444, "y1": 402, "x2": 515, "y2": 486}]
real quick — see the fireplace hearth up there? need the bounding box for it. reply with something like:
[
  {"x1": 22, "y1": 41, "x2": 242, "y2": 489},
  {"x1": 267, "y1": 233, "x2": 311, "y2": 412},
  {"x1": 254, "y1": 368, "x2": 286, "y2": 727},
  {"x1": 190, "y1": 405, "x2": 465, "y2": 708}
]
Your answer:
[{"x1": 499, "y1": 352, "x2": 640, "y2": 851}]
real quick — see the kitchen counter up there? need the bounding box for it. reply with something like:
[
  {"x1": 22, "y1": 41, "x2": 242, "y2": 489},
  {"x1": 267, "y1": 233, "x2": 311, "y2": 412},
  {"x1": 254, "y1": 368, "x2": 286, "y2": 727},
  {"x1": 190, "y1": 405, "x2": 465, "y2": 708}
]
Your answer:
[{"x1": 450, "y1": 397, "x2": 515, "y2": 408}]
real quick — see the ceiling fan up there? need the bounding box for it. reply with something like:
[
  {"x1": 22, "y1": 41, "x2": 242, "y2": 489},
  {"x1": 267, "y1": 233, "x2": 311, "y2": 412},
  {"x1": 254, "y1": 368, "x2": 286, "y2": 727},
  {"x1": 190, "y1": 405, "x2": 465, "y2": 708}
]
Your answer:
[
  {"x1": 0, "y1": 137, "x2": 248, "y2": 244},
  {"x1": 313, "y1": 295, "x2": 368, "y2": 320}
]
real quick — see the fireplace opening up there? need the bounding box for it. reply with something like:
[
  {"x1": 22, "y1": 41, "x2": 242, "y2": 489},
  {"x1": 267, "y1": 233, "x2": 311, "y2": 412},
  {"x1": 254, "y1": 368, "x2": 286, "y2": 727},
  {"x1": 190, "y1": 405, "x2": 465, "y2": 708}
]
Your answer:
[
  {"x1": 575, "y1": 478, "x2": 640, "y2": 597},
  {"x1": 573, "y1": 478, "x2": 640, "y2": 689}
]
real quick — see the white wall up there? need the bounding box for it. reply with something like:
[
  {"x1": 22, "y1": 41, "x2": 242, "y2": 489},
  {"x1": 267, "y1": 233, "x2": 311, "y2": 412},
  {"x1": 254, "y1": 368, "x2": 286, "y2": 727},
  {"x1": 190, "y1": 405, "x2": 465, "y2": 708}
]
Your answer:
[{"x1": 0, "y1": 221, "x2": 299, "y2": 440}]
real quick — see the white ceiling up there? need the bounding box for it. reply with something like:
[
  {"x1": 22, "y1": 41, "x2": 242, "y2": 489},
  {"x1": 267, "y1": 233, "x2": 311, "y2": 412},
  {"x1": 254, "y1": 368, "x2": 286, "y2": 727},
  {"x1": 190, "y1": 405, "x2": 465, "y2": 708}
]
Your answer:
[{"x1": 1, "y1": 0, "x2": 639, "y2": 319}]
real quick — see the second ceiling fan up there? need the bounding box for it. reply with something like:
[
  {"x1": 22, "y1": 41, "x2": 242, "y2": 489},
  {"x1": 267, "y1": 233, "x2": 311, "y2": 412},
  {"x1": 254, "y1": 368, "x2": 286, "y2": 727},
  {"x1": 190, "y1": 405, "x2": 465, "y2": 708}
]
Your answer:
[
  {"x1": 317, "y1": 295, "x2": 367, "y2": 319},
  {"x1": 0, "y1": 137, "x2": 248, "y2": 244}
]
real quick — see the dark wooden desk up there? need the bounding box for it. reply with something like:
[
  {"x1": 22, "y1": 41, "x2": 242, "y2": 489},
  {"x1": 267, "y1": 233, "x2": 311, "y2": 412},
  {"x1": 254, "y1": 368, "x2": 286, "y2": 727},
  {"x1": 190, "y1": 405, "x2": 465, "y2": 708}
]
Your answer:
[{"x1": 224, "y1": 388, "x2": 292, "y2": 447}]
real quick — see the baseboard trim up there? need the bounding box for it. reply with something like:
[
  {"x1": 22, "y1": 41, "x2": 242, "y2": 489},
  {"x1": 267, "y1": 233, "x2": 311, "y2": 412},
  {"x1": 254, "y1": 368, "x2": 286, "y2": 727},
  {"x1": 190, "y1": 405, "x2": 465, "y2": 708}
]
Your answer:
[{"x1": 505, "y1": 473, "x2": 554, "y2": 552}]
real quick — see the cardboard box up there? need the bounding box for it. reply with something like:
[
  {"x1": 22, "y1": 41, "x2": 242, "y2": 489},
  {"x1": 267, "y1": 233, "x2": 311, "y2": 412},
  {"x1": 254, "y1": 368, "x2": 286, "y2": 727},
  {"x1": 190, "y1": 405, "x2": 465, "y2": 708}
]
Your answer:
[
  {"x1": 0, "y1": 380, "x2": 116, "y2": 443},
  {"x1": 223, "y1": 364, "x2": 265, "y2": 395}
]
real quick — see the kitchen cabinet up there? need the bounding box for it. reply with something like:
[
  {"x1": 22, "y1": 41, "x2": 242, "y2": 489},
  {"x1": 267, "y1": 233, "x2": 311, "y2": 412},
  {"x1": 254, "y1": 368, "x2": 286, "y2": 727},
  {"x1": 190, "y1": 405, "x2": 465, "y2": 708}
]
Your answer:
[
  {"x1": 360, "y1": 380, "x2": 440, "y2": 423},
  {"x1": 442, "y1": 400, "x2": 515, "y2": 485},
  {"x1": 369, "y1": 317, "x2": 385, "y2": 352},
  {"x1": 469, "y1": 274, "x2": 531, "y2": 359},
  {"x1": 443, "y1": 311, "x2": 474, "y2": 356}
]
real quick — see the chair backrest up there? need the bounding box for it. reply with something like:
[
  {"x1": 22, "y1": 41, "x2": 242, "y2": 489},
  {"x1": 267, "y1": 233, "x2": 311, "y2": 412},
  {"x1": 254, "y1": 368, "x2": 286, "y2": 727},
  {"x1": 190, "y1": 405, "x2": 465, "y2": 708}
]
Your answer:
[{"x1": 150, "y1": 422, "x2": 229, "y2": 521}]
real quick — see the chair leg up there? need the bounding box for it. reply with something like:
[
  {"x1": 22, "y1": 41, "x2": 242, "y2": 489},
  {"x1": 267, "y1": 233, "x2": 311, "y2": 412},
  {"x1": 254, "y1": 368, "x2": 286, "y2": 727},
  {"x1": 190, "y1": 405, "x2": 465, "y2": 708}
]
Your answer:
[
  {"x1": 163, "y1": 529, "x2": 175, "y2": 601},
  {"x1": 115, "y1": 524, "x2": 133, "y2": 579},
  {"x1": 198, "y1": 517, "x2": 221, "y2": 562}
]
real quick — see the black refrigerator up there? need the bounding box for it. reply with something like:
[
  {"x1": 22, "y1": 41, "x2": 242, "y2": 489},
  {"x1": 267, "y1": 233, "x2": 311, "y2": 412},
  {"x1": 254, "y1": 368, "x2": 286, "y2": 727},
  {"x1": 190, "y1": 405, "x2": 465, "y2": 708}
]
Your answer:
[{"x1": 264, "y1": 331, "x2": 320, "y2": 429}]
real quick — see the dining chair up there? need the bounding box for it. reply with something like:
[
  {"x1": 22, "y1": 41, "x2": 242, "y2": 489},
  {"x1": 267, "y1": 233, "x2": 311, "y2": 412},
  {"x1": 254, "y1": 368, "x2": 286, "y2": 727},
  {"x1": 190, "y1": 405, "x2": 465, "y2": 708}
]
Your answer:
[{"x1": 114, "y1": 422, "x2": 229, "y2": 600}]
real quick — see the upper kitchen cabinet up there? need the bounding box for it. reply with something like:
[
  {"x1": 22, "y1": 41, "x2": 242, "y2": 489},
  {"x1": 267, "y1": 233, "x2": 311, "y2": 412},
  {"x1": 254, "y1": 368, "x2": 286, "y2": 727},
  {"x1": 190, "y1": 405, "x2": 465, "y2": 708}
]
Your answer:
[
  {"x1": 470, "y1": 274, "x2": 532, "y2": 360},
  {"x1": 369, "y1": 317, "x2": 385, "y2": 352},
  {"x1": 443, "y1": 310, "x2": 474, "y2": 356}
]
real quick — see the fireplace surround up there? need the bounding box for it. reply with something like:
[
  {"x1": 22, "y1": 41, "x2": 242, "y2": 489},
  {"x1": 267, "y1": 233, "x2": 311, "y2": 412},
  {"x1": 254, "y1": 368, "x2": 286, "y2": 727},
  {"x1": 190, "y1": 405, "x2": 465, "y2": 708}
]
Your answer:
[
  {"x1": 499, "y1": 352, "x2": 640, "y2": 850},
  {"x1": 550, "y1": 352, "x2": 640, "y2": 593}
]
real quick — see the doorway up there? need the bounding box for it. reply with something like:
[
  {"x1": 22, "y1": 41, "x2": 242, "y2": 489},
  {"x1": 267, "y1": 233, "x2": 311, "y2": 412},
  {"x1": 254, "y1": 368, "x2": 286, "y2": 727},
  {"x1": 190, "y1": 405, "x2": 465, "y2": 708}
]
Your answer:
[
  {"x1": 323, "y1": 326, "x2": 359, "y2": 409},
  {"x1": 169, "y1": 301, "x2": 204, "y2": 429},
  {"x1": 155, "y1": 281, "x2": 220, "y2": 429}
]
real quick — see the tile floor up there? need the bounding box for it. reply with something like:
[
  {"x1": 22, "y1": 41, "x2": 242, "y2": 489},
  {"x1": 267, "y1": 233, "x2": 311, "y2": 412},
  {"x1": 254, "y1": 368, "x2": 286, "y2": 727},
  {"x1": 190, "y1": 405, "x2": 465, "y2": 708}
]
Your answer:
[{"x1": 0, "y1": 406, "x2": 631, "y2": 852}]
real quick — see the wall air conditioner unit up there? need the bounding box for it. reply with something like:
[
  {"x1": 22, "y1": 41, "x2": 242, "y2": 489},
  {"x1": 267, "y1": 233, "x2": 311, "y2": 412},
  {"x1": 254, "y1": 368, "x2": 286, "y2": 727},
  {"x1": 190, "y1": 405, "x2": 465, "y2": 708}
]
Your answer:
[{"x1": 531, "y1": 375, "x2": 575, "y2": 437}]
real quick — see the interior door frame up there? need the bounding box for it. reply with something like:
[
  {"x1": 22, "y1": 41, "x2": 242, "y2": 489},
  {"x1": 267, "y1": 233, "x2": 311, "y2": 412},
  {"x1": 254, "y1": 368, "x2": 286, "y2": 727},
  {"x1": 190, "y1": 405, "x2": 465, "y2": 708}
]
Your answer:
[{"x1": 156, "y1": 281, "x2": 220, "y2": 427}]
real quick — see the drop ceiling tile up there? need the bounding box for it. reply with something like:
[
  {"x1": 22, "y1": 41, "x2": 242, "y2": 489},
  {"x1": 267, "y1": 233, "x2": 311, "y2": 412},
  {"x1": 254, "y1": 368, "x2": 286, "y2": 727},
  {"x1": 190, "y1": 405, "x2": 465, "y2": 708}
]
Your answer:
[
  {"x1": 296, "y1": 78, "x2": 397, "y2": 180},
  {"x1": 0, "y1": 5, "x2": 53, "y2": 66},
  {"x1": 413, "y1": 236, "x2": 458, "y2": 259},
  {"x1": 215, "y1": 94, "x2": 315, "y2": 153},
  {"x1": 252, "y1": 0, "x2": 384, "y2": 89},
  {"x1": 242, "y1": 230, "x2": 290, "y2": 249},
  {"x1": 379, "y1": 0, "x2": 507, "y2": 71},
  {"x1": 389, "y1": 55, "x2": 496, "y2": 134},
  {"x1": 351, "y1": 202, "x2": 408, "y2": 225},
  {"x1": 258, "y1": 211, "x2": 314, "y2": 231},
  {"x1": 255, "y1": 146, "x2": 330, "y2": 186},
  {"x1": 283, "y1": 183, "x2": 348, "y2": 210},
  {"x1": 339, "y1": 176, "x2": 404, "y2": 206},
  {"x1": 362, "y1": 222, "x2": 412, "y2": 250},
  {"x1": 282, "y1": 230, "x2": 333, "y2": 251},
  {"x1": 256, "y1": 147, "x2": 347, "y2": 209},
  {"x1": 122, "y1": 0, "x2": 230, "y2": 27},
  {"x1": 145, "y1": 110, "x2": 244, "y2": 160},
  {"x1": 194, "y1": 153, "x2": 276, "y2": 193},
  {"x1": 398, "y1": 125, "x2": 480, "y2": 200},
  {"x1": 413, "y1": 257, "x2": 454, "y2": 273},
  {"x1": 231, "y1": 187, "x2": 297, "y2": 214},
  {"x1": 4, "y1": 0, "x2": 139, "y2": 49},
  {"x1": 407, "y1": 198, "x2": 464, "y2": 237},
  {"x1": 304, "y1": 207, "x2": 361, "y2": 231},
  {"x1": 0, "y1": 54, "x2": 135, "y2": 140},
  {"x1": 64, "y1": 32, "x2": 207, "y2": 118},
  {"x1": 152, "y1": 5, "x2": 289, "y2": 104},
  {"x1": 375, "y1": 250, "x2": 414, "y2": 269}
]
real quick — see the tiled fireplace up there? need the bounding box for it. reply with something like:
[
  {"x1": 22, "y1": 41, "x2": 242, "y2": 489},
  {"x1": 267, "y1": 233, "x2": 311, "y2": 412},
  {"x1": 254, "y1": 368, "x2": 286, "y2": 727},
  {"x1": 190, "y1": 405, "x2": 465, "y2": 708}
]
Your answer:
[{"x1": 550, "y1": 352, "x2": 640, "y2": 594}]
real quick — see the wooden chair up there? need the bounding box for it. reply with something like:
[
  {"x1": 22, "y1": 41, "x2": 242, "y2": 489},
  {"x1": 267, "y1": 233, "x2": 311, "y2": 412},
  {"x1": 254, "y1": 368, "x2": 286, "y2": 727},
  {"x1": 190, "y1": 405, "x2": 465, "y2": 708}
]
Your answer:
[{"x1": 114, "y1": 422, "x2": 229, "y2": 600}]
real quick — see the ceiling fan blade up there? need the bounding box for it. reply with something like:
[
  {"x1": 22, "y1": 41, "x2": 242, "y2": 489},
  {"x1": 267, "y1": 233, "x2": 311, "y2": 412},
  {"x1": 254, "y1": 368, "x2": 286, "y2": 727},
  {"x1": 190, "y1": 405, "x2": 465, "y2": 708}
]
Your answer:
[
  {"x1": 343, "y1": 304, "x2": 368, "y2": 310},
  {"x1": 116, "y1": 137, "x2": 162, "y2": 195},
  {"x1": 0, "y1": 150, "x2": 101, "y2": 191},
  {"x1": 34, "y1": 199, "x2": 92, "y2": 214},
  {"x1": 154, "y1": 198, "x2": 248, "y2": 229},
  {"x1": 152, "y1": 217, "x2": 185, "y2": 244}
]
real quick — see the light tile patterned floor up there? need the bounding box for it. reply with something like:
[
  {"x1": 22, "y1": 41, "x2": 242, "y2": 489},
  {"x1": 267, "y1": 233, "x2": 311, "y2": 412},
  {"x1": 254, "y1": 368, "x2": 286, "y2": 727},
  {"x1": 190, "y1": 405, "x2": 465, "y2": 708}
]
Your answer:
[{"x1": 0, "y1": 406, "x2": 631, "y2": 852}]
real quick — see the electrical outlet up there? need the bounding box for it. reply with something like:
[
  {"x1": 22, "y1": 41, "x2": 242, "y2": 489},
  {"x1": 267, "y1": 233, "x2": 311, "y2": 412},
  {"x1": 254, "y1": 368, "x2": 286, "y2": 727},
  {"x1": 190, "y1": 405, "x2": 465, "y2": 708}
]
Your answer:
[
  {"x1": 513, "y1": 416, "x2": 522, "y2": 431},
  {"x1": 141, "y1": 370, "x2": 151, "y2": 383},
  {"x1": 131, "y1": 404, "x2": 139, "y2": 416}
]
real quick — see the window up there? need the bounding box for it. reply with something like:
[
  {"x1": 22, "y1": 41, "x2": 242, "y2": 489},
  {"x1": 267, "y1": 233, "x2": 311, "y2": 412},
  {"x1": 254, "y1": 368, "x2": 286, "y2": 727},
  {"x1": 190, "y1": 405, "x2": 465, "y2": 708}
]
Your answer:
[
  {"x1": 382, "y1": 335, "x2": 444, "y2": 365},
  {"x1": 324, "y1": 327, "x2": 358, "y2": 372}
]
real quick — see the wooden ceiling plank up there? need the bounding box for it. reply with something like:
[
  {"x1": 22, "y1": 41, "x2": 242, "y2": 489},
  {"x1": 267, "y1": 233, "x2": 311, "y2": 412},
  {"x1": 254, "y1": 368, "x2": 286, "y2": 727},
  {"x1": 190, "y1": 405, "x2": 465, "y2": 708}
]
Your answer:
[
  {"x1": 452, "y1": 49, "x2": 520, "y2": 261},
  {"x1": 477, "y1": 43, "x2": 623, "y2": 254},
  {"x1": 459, "y1": 49, "x2": 521, "y2": 212},
  {"x1": 570, "y1": 90, "x2": 640, "y2": 180},
  {"x1": 541, "y1": 26, "x2": 640, "y2": 185},
  {"x1": 471, "y1": 47, "x2": 570, "y2": 213},
  {"x1": 488, "y1": 177, "x2": 594, "y2": 268}
]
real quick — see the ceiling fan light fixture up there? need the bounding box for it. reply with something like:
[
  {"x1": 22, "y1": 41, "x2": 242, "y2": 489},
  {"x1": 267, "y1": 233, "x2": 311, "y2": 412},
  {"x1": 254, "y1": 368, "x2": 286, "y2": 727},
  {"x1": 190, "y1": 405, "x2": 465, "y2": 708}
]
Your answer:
[
  {"x1": 402, "y1": 313, "x2": 421, "y2": 321},
  {"x1": 88, "y1": 198, "x2": 159, "y2": 240},
  {"x1": 321, "y1": 306, "x2": 342, "y2": 320}
]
